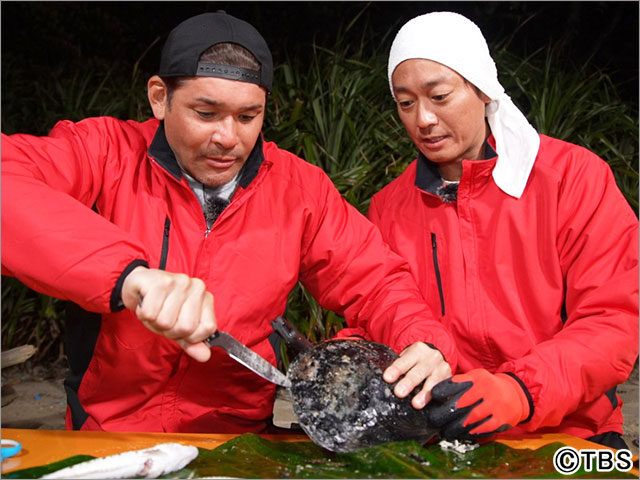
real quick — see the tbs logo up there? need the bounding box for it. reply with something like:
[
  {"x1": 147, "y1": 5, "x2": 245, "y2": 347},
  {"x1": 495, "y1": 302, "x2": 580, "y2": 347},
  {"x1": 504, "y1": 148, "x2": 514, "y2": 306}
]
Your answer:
[{"x1": 553, "y1": 446, "x2": 633, "y2": 475}]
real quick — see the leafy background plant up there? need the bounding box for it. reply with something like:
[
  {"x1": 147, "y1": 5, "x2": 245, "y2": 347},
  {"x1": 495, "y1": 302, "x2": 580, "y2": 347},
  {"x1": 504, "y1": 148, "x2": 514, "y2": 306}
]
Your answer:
[{"x1": 1, "y1": 2, "x2": 637, "y2": 369}]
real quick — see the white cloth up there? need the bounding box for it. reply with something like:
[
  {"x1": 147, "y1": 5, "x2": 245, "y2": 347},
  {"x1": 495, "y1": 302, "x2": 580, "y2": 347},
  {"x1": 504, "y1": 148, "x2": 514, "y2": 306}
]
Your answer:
[{"x1": 388, "y1": 11, "x2": 540, "y2": 198}]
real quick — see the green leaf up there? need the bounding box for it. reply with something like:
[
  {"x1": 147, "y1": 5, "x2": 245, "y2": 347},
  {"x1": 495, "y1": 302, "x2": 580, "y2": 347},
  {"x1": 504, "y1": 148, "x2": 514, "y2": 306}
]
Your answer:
[{"x1": 9, "y1": 435, "x2": 635, "y2": 479}]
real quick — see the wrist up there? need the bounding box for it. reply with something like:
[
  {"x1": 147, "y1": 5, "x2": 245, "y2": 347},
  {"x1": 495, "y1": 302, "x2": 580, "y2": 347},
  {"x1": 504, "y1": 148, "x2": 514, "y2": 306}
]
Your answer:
[
  {"x1": 111, "y1": 260, "x2": 148, "y2": 312},
  {"x1": 497, "y1": 372, "x2": 532, "y2": 424}
]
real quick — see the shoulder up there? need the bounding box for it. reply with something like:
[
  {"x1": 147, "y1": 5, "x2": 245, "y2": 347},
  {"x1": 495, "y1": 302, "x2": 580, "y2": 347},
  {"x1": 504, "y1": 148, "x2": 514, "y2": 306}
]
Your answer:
[
  {"x1": 49, "y1": 117, "x2": 159, "y2": 148},
  {"x1": 530, "y1": 134, "x2": 631, "y2": 218},
  {"x1": 534, "y1": 134, "x2": 612, "y2": 179},
  {"x1": 525, "y1": 134, "x2": 616, "y2": 198}
]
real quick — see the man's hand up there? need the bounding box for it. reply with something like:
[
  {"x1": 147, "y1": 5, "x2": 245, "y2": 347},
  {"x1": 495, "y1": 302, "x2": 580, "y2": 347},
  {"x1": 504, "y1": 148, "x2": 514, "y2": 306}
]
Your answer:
[
  {"x1": 427, "y1": 368, "x2": 531, "y2": 440},
  {"x1": 121, "y1": 266, "x2": 216, "y2": 362},
  {"x1": 383, "y1": 342, "x2": 452, "y2": 409}
]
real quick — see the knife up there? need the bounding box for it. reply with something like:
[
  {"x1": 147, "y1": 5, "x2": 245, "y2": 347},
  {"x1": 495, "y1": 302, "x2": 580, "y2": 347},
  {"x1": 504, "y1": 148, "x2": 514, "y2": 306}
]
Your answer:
[{"x1": 204, "y1": 331, "x2": 291, "y2": 388}]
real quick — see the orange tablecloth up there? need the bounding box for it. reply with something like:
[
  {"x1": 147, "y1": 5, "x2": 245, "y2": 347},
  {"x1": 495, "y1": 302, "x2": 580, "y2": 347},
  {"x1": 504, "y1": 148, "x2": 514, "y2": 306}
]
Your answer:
[{"x1": 1, "y1": 428, "x2": 638, "y2": 476}]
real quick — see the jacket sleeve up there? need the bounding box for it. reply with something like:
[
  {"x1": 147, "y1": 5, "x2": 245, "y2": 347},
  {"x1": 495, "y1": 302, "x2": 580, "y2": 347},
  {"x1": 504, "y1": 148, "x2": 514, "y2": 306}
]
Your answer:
[
  {"x1": 297, "y1": 170, "x2": 458, "y2": 370},
  {"x1": 367, "y1": 191, "x2": 384, "y2": 231},
  {"x1": 1, "y1": 119, "x2": 150, "y2": 313},
  {"x1": 497, "y1": 149, "x2": 639, "y2": 430}
]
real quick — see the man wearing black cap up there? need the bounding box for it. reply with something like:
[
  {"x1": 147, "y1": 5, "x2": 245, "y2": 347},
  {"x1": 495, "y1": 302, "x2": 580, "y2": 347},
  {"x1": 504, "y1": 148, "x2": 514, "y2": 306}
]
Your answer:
[{"x1": 2, "y1": 12, "x2": 453, "y2": 433}]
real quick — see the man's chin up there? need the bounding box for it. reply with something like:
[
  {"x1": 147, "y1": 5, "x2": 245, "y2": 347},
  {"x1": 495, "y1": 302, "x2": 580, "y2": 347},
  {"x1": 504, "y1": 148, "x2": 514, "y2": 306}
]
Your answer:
[{"x1": 200, "y1": 170, "x2": 242, "y2": 187}]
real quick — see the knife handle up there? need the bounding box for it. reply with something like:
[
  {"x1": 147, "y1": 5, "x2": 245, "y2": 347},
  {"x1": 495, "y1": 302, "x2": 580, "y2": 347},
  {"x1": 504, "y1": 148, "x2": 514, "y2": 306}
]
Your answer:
[
  {"x1": 203, "y1": 331, "x2": 220, "y2": 347},
  {"x1": 271, "y1": 316, "x2": 312, "y2": 355}
]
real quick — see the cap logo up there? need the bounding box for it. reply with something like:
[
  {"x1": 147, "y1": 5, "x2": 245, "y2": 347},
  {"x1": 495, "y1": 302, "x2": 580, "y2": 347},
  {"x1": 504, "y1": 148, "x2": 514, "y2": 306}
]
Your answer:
[{"x1": 197, "y1": 62, "x2": 262, "y2": 85}]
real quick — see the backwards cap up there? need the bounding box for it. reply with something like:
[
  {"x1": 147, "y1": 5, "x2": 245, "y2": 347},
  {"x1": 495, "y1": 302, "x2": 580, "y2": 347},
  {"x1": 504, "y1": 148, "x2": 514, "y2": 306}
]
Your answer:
[
  {"x1": 159, "y1": 11, "x2": 273, "y2": 92},
  {"x1": 388, "y1": 11, "x2": 540, "y2": 198}
]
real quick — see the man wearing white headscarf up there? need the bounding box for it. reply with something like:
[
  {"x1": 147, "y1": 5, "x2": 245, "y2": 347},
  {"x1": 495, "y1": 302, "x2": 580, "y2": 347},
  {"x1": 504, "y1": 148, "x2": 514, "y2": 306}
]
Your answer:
[{"x1": 372, "y1": 11, "x2": 638, "y2": 449}]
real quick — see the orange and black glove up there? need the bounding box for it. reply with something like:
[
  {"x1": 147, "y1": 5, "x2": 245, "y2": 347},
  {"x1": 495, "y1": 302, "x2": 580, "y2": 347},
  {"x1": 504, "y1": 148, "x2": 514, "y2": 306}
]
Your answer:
[{"x1": 426, "y1": 368, "x2": 532, "y2": 441}]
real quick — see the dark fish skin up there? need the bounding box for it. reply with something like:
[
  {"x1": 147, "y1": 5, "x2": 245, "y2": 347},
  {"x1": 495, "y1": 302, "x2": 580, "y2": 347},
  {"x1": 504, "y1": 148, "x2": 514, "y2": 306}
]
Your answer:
[{"x1": 288, "y1": 339, "x2": 438, "y2": 453}]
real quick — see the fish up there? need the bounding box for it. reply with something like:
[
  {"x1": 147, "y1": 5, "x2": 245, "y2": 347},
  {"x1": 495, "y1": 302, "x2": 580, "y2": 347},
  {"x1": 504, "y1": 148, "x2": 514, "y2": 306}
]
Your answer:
[
  {"x1": 287, "y1": 339, "x2": 438, "y2": 453},
  {"x1": 41, "y1": 442, "x2": 199, "y2": 479}
]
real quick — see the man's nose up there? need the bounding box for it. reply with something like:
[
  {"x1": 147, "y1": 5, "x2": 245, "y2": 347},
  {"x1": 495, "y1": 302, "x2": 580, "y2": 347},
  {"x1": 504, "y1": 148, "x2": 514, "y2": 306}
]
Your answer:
[
  {"x1": 416, "y1": 103, "x2": 438, "y2": 129},
  {"x1": 211, "y1": 117, "x2": 238, "y2": 150}
]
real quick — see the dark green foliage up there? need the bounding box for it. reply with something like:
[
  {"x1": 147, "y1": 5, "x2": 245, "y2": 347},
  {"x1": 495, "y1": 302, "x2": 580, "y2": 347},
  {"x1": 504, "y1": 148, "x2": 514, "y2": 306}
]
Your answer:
[{"x1": 1, "y1": 277, "x2": 65, "y2": 365}]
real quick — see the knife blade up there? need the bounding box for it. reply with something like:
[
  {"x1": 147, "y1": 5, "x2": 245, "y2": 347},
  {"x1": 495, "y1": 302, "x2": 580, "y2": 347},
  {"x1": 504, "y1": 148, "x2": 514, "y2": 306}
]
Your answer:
[{"x1": 204, "y1": 331, "x2": 291, "y2": 388}]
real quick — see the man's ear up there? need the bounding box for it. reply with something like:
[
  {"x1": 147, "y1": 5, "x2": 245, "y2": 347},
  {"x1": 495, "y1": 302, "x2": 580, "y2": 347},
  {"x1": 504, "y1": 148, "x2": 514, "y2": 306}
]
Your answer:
[
  {"x1": 147, "y1": 75, "x2": 168, "y2": 120},
  {"x1": 475, "y1": 87, "x2": 491, "y2": 104}
]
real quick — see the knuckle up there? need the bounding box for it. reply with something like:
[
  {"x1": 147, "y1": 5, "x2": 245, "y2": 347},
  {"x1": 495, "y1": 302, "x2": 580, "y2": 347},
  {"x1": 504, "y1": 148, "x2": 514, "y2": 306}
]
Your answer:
[
  {"x1": 398, "y1": 376, "x2": 416, "y2": 390},
  {"x1": 136, "y1": 307, "x2": 152, "y2": 323},
  {"x1": 184, "y1": 276, "x2": 205, "y2": 295},
  {"x1": 395, "y1": 353, "x2": 414, "y2": 367},
  {"x1": 203, "y1": 316, "x2": 216, "y2": 332},
  {"x1": 204, "y1": 290, "x2": 214, "y2": 305},
  {"x1": 153, "y1": 314, "x2": 174, "y2": 332},
  {"x1": 173, "y1": 273, "x2": 191, "y2": 289},
  {"x1": 174, "y1": 327, "x2": 192, "y2": 340},
  {"x1": 170, "y1": 322, "x2": 195, "y2": 340},
  {"x1": 193, "y1": 277, "x2": 207, "y2": 292},
  {"x1": 385, "y1": 363, "x2": 400, "y2": 375},
  {"x1": 406, "y1": 370, "x2": 425, "y2": 384}
]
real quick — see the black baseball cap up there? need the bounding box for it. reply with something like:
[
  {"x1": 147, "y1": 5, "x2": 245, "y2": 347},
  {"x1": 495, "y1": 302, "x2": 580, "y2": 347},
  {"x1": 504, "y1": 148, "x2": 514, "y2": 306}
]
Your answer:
[{"x1": 158, "y1": 11, "x2": 273, "y2": 92}]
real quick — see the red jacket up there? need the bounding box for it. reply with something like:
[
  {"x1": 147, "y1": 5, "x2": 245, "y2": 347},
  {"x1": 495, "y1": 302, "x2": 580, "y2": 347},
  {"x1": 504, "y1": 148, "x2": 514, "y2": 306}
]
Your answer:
[
  {"x1": 368, "y1": 134, "x2": 638, "y2": 440},
  {"x1": 1, "y1": 117, "x2": 456, "y2": 433}
]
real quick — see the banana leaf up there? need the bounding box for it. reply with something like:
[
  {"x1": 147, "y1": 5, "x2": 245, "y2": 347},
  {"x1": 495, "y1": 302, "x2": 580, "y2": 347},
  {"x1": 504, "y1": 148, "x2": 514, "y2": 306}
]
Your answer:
[{"x1": 6, "y1": 433, "x2": 635, "y2": 479}]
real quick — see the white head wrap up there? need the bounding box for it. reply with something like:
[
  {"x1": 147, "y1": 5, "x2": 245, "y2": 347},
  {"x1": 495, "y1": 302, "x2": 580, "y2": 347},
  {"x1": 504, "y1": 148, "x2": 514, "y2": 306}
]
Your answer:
[{"x1": 388, "y1": 11, "x2": 540, "y2": 198}]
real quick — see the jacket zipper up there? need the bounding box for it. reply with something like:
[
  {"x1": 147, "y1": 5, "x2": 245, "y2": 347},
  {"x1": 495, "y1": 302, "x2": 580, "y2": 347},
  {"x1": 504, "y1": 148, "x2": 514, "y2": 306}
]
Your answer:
[
  {"x1": 159, "y1": 216, "x2": 171, "y2": 270},
  {"x1": 431, "y1": 232, "x2": 445, "y2": 316}
]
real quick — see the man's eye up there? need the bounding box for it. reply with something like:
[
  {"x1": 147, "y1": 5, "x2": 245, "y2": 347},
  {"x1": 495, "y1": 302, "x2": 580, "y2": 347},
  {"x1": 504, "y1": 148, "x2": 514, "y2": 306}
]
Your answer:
[
  {"x1": 239, "y1": 114, "x2": 257, "y2": 122},
  {"x1": 432, "y1": 93, "x2": 450, "y2": 102},
  {"x1": 196, "y1": 111, "x2": 215, "y2": 119},
  {"x1": 398, "y1": 100, "x2": 413, "y2": 108}
]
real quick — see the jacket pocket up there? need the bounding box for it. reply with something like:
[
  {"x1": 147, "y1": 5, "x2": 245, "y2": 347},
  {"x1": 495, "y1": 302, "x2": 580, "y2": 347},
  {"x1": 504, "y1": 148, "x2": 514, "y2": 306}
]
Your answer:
[
  {"x1": 431, "y1": 232, "x2": 445, "y2": 316},
  {"x1": 159, "y1": 216, "x2": 171, "y2": 270}
]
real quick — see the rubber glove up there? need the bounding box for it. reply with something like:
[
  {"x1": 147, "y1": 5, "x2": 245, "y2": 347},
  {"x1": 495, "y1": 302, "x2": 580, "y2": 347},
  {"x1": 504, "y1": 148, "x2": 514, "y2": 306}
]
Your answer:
[{"x1": 427, "y1": 368, "x2": 531, "y2": 440}]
